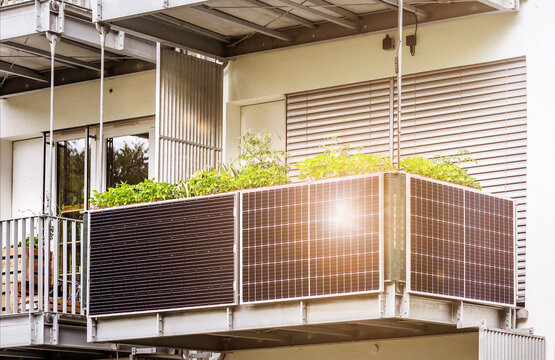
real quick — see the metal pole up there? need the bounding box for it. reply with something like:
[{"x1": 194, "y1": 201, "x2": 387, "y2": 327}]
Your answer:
[
  {"x1": 84, "y1": 126, "x2": 90, "y2": 211},
  {"x1": 41, "y1": 132, "x2": 46, "y2": 215},
  {"x1": 47, "y1": 32, "x2": 59, "y2": 215},
  {"x1": 96, "y1": 24, "x2": 109, "y2": 191},
  {"x1": 396, "y1": 0, "x2": 403, "y2": 170}
]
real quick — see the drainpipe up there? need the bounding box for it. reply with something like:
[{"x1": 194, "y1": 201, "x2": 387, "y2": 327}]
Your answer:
[
  {"x1": 46, "y1": 32, "x2": 59, "y2": 216},
  {"x1": 395, "y1": 0, "x2": 403, "y2": 170},
  {"x1": 96, "y1": 23, "x2": 110, "y2": 191}
]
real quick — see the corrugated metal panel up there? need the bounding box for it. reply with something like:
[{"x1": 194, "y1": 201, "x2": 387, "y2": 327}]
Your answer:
[
  {"x1": 88, "y1": 194, "x2": 236, "y2": 316},
  {"x1": 479, "y1": 328, "x2": 545, "y2": 360},
  {"x1": 286, "y1": 58, "x2": 526, "y2": 305},
  {"x1": 157, "y1": 49, "x2": 223, "y2": 183}
]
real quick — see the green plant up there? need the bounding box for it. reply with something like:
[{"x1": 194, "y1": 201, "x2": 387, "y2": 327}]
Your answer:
[
  {"x1": 186, "y1": 168, "x2": 238, "y2": 197},
  {"x1": 90, "y1": 179, "x2": 187, "y2": 208},
  {"x1": 296, "y1": 140, "x2": 394, "y2": 180},
  {"x1": 401, "y1": 150, "x2": 481, "y2": 189}
]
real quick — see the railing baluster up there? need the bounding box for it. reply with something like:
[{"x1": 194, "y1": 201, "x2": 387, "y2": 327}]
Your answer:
[
  {"x1": 11, "y1": 220, "x2": 17, "y2": 314},
  {"x1": 21, "y1": 218, "x2": 27, "y2": 312},
  {"x1": 28, "y1": 218, "x2": 35, "y2": 312},
  {"x1": 38, "y1": 217, "x2": 44, "y2": 311},
  {"x1": 80, "y1": 221, "x2": 84, "y2": 315},
  {"x1": 71, "y1": 221, "x2": 77, "y2": 314},
  {"x1": 53, "y1": 218, "x2": 59, "y2": 313},
  {"x1": 62, "y1": 220, "x2": 68, "y2": 313},
  {"x1": 44, "y1": 217, "x2": 50, "y2": 312}
]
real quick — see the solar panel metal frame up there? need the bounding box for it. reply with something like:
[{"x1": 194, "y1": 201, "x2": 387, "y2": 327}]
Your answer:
[
  {"x1": 239, "y1": 173, "x2": 384, "y2": 305},
  {"x1": 86, "y1": 192, "x2": 240, "y2": 318},
  {"x1": 405, "y1": 173, "x2": 517, "y2": 307}
]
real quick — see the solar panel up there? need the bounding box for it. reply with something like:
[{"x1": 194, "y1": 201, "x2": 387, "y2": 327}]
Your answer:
[
  {"x1": 409, "y1": 176, "x2": 515, "y2": 305},
  {"x1": 88, "y1": 194, "x2": 237, "y2": 316},
  {"x1": 241, "y1": 175, "x2": 382, "y2": 303}
]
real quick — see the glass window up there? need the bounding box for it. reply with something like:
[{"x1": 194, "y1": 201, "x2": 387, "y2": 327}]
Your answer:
[
  {"x1": 57, "y1": 138, "x2": 88, "y2": 220},
  {"x1": 106, "y1": 133, "x2": 149, "y2": 189}
]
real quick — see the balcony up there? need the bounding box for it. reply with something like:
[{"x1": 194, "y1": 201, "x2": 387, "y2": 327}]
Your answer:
[
  {"x1": 86, "y1": 172, "x2": 519, "y2": 351},
  {"x1": 0, "y1": 215, "x2": 115, "y2": 357}
]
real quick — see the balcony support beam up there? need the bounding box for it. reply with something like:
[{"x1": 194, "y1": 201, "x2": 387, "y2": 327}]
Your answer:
[
  {"x1": 272, "y1": 0, "x2": 360, "y2": 30},
  {"x1": 0, "y1": 60, "x2": 48, "y2": 83},
  {"x1": 192, "y1": 5, "x2": 293, "y2": 42},
  {"x1": 242, "y1": 0, "x2": 316, "y2": 28},
  {"x1": 307, "y1": 0, "x2": 359, "y2": 20},
  {"x1": 2, "y1": 41, "x2": 100, "y2": 71},
  {"x1": 373, "y1": 0, "x2": 429, "y2": 18}
]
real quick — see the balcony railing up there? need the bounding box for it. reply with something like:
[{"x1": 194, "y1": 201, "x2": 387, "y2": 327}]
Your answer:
[
  {"x1": 1, "y1": 215, "x2": 83, "y2": 316},
  {"x1": 0, "y1": 0, "x2": 91, "y2": 8}
]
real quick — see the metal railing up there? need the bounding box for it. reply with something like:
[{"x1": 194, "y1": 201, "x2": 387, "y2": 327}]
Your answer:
[
  {"x1": 0, "y1": 0, "x2": 91, "y2": 8},
  {"x1": 1, "y1": 215, "x2": 84, "y2": 315}
]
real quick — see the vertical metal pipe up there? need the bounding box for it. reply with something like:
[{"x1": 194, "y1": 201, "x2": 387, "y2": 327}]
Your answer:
[
  {"x1": 84, "y1": 126, "x2": 89, "y2": 211},
  {"x1": 42, "y1": 132, "x2": 46, "y2": 215},
  {"x1": 98, "y1": 26, "x2": 107, "y2": 191},
  {"x1": 396, "y1": 0, "x2": 403, "y2": 170},
  {"x1": 389, "y1": 79, "x2": 394, "y2": 161},
  {"x1": 48, "y1": 33, "x2": 59, "y2": 215}
]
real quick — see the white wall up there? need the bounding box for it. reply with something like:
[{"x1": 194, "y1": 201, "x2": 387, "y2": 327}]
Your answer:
[
  {"x1": 11, "y1": 138, "x2": 44, "y2": 217},
  {"x1": 0, "y1": 139, "x2": 12, "y2": 220},
  {"x1": 227, "y1": 333, "x2": 478, "y2": 360},
  {"x1": 225, "y1": 0, "x2": 555, "y2": 357}
]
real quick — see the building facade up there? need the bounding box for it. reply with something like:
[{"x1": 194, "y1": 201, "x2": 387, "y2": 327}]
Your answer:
[{"x1": 0, "y1": 0, "x2": 554, "y2": 359}]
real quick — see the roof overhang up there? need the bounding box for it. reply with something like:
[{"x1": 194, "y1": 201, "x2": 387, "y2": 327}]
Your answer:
[{"x1": 93, "y1": 0, "x2": 519, "y2": 59}]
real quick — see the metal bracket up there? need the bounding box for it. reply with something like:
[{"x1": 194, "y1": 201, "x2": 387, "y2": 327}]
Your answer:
[
  {"x1": 56, "y1": 2, "x2": 65, "y2": 34},
  {"x1": 35, "y1": 0, "x2": 42, "y2": 31},
  {"x1": 300, "y1": 301, "x2": 307, "y2": 324},
  {"x1": 92, "y1": 0, "x2": 102, "y2": 22},
  {"x1": 456, "y1": 301, "x2": 464, "y2": 328},
  {"x1": 226, "y1": 307, "x2": 233, "y2": 330},
  {"x1": 163, "y1": 0, "x2": 170, "y2": 8},
  {"x1": 50, "y1": 314, "x2": 59, "y2": 345},
  {"x1": 29, "y1": 313, "x2": 37, "y2": 344},
  {"x1": 157, "y1": 313, "x2": 164, "y2": 335},
  {"x1": 116, "y1": 31, "x2": 126, "y2": 50},
  {"x1": 90, "y1": 317, "x2": 97, "y2": 340}
]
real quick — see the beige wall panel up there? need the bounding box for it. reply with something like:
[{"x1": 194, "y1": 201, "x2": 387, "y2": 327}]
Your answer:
[
  {"x1": 240, "y1": 100, "x2": 286, "y2": 152},
  {"x1": 228, "y1": 333, "x2": 478, "y2": 360}
]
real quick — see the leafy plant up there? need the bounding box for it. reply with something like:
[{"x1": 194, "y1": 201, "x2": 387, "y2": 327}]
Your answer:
[
  {"x1": 90, "y1": 179, "x2": 186, "y2": 208},
  {"x1": 401, "y1": 150, "x2": 481, "y2": 189},
  {"x1": 296, "y1": 139, "x2": 480, "y2": 189},
  {"x1": 296, "y1": 139, "x2": 394, "y2": 180},
  {"x1": 186, "y1": 169, "x2": 238, "y2": 197},
  {"x1": 91, "y1": 130, "x2": 291, "y2": 208}
]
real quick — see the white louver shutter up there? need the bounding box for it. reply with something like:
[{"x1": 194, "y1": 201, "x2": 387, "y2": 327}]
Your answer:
[
  {"x1": 286, "y1": 79, "x2": 392, "y2": 178},
  {"x1": 286, "y1": 57, "x2": 527, "y2": 305}
]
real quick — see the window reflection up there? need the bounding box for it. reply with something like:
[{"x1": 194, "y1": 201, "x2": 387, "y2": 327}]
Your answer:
[
  {"x1": 106, "y1": 134, "x2": 149, "y2": 189},
  {"x1": 57, "y1": 138, "x2": 87, "y2": 220}
]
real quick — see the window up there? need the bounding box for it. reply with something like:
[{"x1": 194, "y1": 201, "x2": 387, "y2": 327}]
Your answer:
[
  {"x1": 106, "y1": 133, "x2": 149, "y2": 189},
  {"x1": 57, "y1": 138, "x2": 89, "y2": 220}
]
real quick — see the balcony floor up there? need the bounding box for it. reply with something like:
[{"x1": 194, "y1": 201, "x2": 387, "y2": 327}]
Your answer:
[{"x1": 89, "y1": 293, "x2": 508, "y2": 351}]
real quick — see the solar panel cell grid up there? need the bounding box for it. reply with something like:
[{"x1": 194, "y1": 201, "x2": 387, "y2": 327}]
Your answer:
[
  {"x1": 409, "y1": 176, "x2": 514, "y2": 305},
  {"x1": 242, "y1": 175, "x2": 381, "y2": 303}
]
